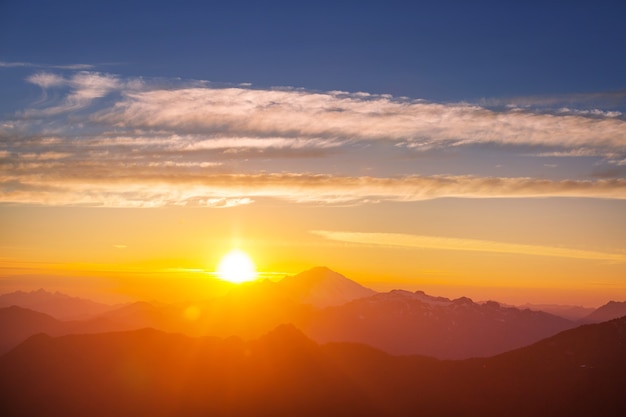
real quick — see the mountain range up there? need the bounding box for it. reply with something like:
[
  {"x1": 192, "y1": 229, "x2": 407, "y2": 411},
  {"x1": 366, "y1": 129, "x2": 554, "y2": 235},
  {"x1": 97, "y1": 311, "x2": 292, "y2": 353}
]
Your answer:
[
  {"x1": 305, "y1": 289, "x2": 574, "y2": 358},
  {"x1": 1, "y1": 267, "x2": 625, "y2": 359},
  {"x1": 0, "y1": 288, "x2": 116, "y2": 319},
  {"x1": 1, "y1": 317, "x2": 625, "y2": 417}
]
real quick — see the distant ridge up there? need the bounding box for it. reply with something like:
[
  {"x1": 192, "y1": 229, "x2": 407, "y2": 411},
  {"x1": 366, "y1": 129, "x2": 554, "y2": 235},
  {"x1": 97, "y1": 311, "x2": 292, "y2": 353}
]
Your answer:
[
  {"x1": 3, "y1": 270, "x2": 623, "y2": 360},
  {"x1": 0, "y1": 306, "x2": 64, "y2": 354},
  {"x1": 0, "y1": 289, "x2": 115, "y2": 320},
  {"x1": 582, "y1": 300, "x2": 626, "y2": 323},
  {"x1": 306, "y1": 289, "x2": 574, "y2": 358},
  {"x1": 0, "y1": 305, "x2": 142, "y2": 354},
  {"x1": 1, "y1": 318, "x2": 625, "y2": 416},
  {"x1": 277, "y1": 266, "x2": 376, "y2": 307},
  {"x1": 516, "y1": 303, "x2": 595, "y2": 320}
]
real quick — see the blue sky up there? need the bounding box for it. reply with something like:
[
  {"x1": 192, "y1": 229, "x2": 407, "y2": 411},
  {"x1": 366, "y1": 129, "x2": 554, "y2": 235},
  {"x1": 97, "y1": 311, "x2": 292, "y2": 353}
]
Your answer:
[
  {"x1": 2, "y1": 0, "x2": 626, "y2": 106},
  {"x1": 1, "y1": 0, "x2": 625, "y2": 304}
]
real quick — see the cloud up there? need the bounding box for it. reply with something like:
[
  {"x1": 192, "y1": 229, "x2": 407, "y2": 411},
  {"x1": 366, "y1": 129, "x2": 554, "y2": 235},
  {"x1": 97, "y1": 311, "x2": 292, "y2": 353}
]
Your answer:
[
  {"x1": 2, "y1": 70, "x2": 626, "y2": 207},
  {"x1": 0, "y1": 61, "x2": 94, "y2": 70},
  {"x1": 9, "y1": 71, "x2": 626, "y2": 158},
  {"x1": 24, "y1": 71, "x2": 126, "y2": 115},
  {"x1": 312, "y1": 230, "x2": 626, "y2": 262},
  {"x1": 90, "y1": 87, "x2": 626, "y2": 154},
  {"x1": 480, "y1": 90, "x2": 626, "y2": 110},
  {"x1": 26, "y1": 73, "x2": 66, "y2": 88},
  {"x1": 1, "y1": 171, "x2": 625, "y2": 207}
]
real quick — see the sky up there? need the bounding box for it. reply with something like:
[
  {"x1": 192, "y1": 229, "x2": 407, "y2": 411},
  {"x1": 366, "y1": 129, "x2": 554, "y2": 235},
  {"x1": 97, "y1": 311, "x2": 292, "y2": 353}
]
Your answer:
[{"x1": 1, "y1": 0, "x2": 625, "y2": 306}]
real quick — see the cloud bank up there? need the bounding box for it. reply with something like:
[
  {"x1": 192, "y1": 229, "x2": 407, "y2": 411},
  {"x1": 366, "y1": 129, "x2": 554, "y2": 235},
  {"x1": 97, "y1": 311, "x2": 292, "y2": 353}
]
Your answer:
[
  {"x1": 1, "y1": 172, "x2": 625, "y2": 207},
  {"x1": 93, "y1": 87, "x2": 626, "y2": 152},
  {"x1": 1, "y1": 70, "x2": 625, "y2": 207}
]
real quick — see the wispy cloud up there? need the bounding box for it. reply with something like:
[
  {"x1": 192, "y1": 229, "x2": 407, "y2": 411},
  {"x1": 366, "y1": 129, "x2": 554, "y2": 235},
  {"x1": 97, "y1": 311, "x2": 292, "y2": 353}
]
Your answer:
[
  {"x1": 1, "y1": 171, "x2": 625, "y2": 207},
  {"x1": 480, "y1": 90, "x2": 626, "y2": 110},
  {"x1": 24, "y1": 72, "x2": 127, "y2": 115},
  {"x1": 10, "y1": 71, "x2": 626, "y2": 156},
  {"x1": 2, "y1": 70, "x2": 626, "y2": 207},
  {"x1": 92, "y1": 87, "x2": 626, "y2": 153},
  {"x1": 312, "y1": 230, "x2": 626, "y2": 262},
  {"x1": 0, "y1": 61, "x2": 95, "y2": 70}
]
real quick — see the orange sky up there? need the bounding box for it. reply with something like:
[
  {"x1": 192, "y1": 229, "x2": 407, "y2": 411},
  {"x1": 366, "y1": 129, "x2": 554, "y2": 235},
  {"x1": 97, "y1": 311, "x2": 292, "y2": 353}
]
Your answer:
[
  {"x1": 1, "y1": 198, "x2": 624, "y2": 307},
  {"x1": 1, "y1": 62, "x2": 625, "y2": 308}
]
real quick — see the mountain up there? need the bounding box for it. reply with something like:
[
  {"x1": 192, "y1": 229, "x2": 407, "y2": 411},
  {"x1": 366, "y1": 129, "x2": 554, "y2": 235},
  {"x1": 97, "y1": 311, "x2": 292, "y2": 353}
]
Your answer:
[
  {"x1": 95, "y1": 301, "x2": 181, "y2": 331},
  {"x1": 517, "y1": 303, "x2": 595, "y2": 320},
  {"x1": 0, "y1": 289, "x2": 116, "y2": 319},
  {"x1": 192, "y1": 284, "x2": 315, "y2": 339},
  {"x1": 0, "y1": 305, "x2": 140, "y2": 354},
  {"x1": 0, "y1": 273, "x2": 580, "y2": 359},
  {"x1": 276, "y1": 266, "x2": 377, "y2": 307},
  {"x1": 582, "y1": 300, "x2": 626, "y2": 323},
  {"x1": 1, "y1": 318, "x2": 625, "y2": 416},
  {"x1": 0, "y1": 306, "x2": 65, "y2": 354},
  {"x1": 305, "y1": 289, "x2": 575, "y2": 358},
  {"x1": 0, "y1": 326, "x2": 376, "y2": 417}
]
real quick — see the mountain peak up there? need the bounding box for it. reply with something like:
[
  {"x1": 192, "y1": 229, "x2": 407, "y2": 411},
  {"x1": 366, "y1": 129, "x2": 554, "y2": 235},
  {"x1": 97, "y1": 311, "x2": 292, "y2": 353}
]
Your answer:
[
  {"x1": 278, "y1": 267, "x2": 376, "y2": 308},
  {"x1": 583, "y1": 300, "x2": 626, "y2": 323},
  {"x1": 308, "y1": 266, "x2": 334, "y2": 273},
  {"x1": 251, "y1": 324, "x2": 320, "y2": 358},
  {"x1": 261, "y1": 323, "x2": 311, "y2": 343}
]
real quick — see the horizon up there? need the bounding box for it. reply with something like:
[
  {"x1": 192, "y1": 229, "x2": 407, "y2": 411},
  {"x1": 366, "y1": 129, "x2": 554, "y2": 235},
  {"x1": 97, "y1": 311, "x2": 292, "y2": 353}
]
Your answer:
[
  {"x1": 0, "y1": 265, "x2": 617, "y2": 309},
  {"x1": 1, "y1": 1, "x2": 626, "y2": 308}
]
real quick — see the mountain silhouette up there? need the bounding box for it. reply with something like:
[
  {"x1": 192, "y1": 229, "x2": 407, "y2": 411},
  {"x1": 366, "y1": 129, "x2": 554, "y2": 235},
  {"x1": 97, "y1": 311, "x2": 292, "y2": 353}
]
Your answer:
[
  {"x1": 0, "y1": 289, "x2": 116, "y2": 319},
  {"x1": 0, "y1": 306, "x2": 65, "y2": 354},
  {"x1": 516, "y1": 303, "x2": 595, "y2": 320},
  {"x1": 582, "y1": 300, "x2": 626, "y2": 323},
  {"x1": 0, "y1": 305, "x2": 143, "y2": 354},
  {"x1": 1, "y1": 317, "x2": 624, "y2": 416},
  {"x1": 0, "y1": 268, "x2": 585, "y2": 359},
  {"x1": 305, "y1": 289, "x2": 574, "y2": 358},
  {"x1": 276, "y1": 266, "x2": 377, "y2": 307},
  {"x1": 0, "y1": 326, "x2": 375, "y2": 416}
]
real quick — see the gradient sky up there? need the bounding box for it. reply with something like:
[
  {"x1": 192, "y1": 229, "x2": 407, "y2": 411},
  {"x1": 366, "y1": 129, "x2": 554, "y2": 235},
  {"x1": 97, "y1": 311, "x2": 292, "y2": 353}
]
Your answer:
[{"x1": 1, "y1": 0, "x2": 625, "y2": 306}]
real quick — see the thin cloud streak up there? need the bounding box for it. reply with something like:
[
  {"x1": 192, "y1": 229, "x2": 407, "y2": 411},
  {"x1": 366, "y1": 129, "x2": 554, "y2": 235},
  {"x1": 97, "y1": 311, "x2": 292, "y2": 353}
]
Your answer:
[
  {"x1": 0, "y1": 61, "x2": 95, "y2": 70},
  {"x1": 312, "y1": 230, "x2": 626, "y2": 262},
  {"x1": 1, "y1": 172, "x2": 625, "y2": 207},
  {"x1": 480, "y1": 90, "x2": 626, "y2": 110}
]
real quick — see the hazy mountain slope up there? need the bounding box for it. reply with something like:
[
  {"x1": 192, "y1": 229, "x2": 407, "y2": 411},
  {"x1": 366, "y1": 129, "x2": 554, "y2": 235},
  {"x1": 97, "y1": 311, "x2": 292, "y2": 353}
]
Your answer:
[
  {"x1": 0, "y1": 326, "x2": 377, "y2": 417},
  {"x1": 0, "y1": 274, "x2": 578, "y2": 359},
  {"x1": 517, "y1": 303, "x2": 595, "y2": 320},
  {"x1": 306, "y1": 290, "x2": 575, "y2": 358},
  {"x1": 0, "y1": 289, "x2": 116, "y2": 319},
  {"x1": 324, "y1": 316, "x2": 626, "y2": 416},
  {"x1": 1, "y1": 318, "x2": 625, "y2": 417},
  {"x1": 582, "y1": 300, "x2": 626, "y2": 323},
  {"x1": 0, "y1": 305, "x2": 141, "y2": 354},
  {"x1": 0, "y1": 306, "x2": 65, "y2": 354},
  {"x1": 276, "y1": 266, "x2": 377, "y2": 307},
  {"x1": 187, "y1": 286, "x2": 315, "y2": 339},
  {"x1": 94, "y1": 289, "x2": 315, "y2": 340}
]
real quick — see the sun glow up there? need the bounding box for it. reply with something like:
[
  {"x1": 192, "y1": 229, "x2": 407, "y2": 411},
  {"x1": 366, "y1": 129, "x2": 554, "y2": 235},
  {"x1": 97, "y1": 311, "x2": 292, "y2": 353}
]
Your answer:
[{"x1": 216, "y1": 249, "x2": 258, "y2": 284}]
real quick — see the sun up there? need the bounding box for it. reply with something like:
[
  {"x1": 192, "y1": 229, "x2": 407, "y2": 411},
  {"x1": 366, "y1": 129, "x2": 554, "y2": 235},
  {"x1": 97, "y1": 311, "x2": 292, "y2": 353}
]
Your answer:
[{"x1": 216, "y1": 249, "x2": 258, "y2": 284}]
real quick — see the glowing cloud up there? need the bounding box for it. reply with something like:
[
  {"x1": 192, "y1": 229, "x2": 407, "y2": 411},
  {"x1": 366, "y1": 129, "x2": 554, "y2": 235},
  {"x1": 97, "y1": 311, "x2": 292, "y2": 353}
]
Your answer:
[
  {"x1": 2, "y1": 70, "x2": 626, "y2": 207},
  {"x1": 312, "y1": 230, "x2": 626, "y2": 262},
  {"x1": 93, "y1": 87, "x2": 626, "y2": 152},
  {"x1": 1, "y1": 172, "x2": 625, "y2": 207}
]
